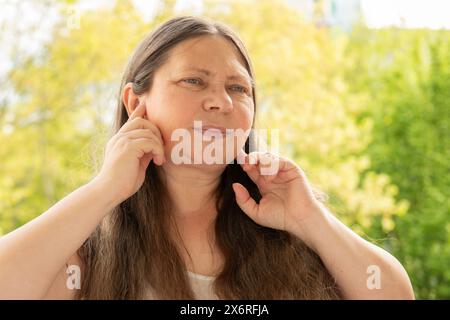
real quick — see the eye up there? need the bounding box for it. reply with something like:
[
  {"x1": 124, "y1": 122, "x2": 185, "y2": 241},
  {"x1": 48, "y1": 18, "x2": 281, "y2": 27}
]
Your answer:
[
  {"x1": 182, "y1": 78, "x2": 202, "y2": 85},
  {"x1": 229, "y1": 84, "x2": 249, "y2": 94}
]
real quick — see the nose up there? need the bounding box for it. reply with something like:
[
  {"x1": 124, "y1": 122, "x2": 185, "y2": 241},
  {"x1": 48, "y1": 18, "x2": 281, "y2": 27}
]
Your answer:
[{"x1": 202, "y1": 84, "x2": 233, "y2": 113}]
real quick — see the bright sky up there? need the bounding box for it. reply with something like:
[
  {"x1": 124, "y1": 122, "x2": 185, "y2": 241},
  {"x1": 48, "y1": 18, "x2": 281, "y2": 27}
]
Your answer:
[
  {"x1": 106, "y1": 0, "x2": 450, "y2": 29},
  {"x1": 361, "y1": 0, "x2": 450, "y2": 29}
]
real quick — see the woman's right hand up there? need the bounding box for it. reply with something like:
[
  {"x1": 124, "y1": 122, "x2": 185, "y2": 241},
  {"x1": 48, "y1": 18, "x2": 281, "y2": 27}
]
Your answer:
[{"x1": 93, "y1": 101, "x2": 166, "y2": 203}]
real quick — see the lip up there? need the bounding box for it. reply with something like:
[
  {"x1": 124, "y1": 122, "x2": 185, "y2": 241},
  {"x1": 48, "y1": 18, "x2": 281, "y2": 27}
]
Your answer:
[{"x1": 193, "y1": 124, "x2": 232, "y2": 136}]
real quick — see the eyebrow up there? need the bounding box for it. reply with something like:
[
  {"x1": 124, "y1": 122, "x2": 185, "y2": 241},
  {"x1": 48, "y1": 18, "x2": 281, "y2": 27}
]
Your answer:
[{"x1": 180, "y1": 67, "x2": 255, "y2": 86}]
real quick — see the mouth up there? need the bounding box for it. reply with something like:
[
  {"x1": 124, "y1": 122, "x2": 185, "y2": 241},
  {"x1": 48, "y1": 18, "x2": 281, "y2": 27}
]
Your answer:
[{"x1": 192, "y1": 124, "x2": 233, "y2": 137}]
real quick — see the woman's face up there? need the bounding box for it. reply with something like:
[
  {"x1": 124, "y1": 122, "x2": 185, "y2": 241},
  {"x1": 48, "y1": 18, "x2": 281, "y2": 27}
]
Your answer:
[{"x1": 143, "y1": 35, "x2": 254, "y2": 166}]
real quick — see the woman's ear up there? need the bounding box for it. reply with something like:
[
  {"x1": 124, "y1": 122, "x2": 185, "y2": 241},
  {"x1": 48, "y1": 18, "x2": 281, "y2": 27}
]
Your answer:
[{"x1": 123, "y1": 83, "x2": 144, "y2": 117}]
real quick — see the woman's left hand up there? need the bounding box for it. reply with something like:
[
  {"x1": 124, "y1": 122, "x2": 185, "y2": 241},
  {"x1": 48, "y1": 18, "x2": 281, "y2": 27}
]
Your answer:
[{"x1": 232, "y1": 150, "x2": 323, "y2": 238}]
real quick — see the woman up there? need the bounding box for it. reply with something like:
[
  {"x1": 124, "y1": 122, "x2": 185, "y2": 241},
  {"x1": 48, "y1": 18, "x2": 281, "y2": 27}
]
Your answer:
[{"x1": 0, "y1": 16, "x2": 414, "y2": 300}]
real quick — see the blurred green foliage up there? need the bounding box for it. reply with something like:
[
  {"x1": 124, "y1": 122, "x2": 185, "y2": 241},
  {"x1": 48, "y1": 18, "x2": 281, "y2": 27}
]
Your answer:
[
  {"x1": 0, "y1": 0, "x2": 448, "y2": 298},
  {"x1": 345, "y1": 27, "x2": 450, "y2": 299}
]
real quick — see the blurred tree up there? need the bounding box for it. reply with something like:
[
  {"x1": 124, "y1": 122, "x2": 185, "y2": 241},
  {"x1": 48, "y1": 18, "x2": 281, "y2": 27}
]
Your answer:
[
  {"x1": 345, "y1": 26, "x2": 450, "y2": 298},
  {"x1": 1, "y1": 0, "x2": 448, "y2": 299}
]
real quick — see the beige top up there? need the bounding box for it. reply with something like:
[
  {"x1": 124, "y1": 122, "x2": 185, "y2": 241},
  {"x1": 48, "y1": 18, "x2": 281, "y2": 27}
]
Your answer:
[{"x1": 144, "y1": 271, "x2": 219, "y2": 300}]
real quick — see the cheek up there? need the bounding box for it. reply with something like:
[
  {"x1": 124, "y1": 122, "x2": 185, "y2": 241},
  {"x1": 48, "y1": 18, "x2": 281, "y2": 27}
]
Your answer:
[
  {"x1": 232, "y1": 104, "x2": 254, "y2": 150},
  {"x1": 150, "y1": 86, "x2": 198, "y2": 119},
  {"x1": 236, "y1": 103, "x2": 254, "y2": 130},
  {"x1": 146, "y1": 92, "x2": 197, "y2": 147}
]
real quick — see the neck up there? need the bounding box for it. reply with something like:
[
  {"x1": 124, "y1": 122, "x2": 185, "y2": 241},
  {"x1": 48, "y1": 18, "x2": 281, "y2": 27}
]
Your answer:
[
  {"x1": 156, "y1": 162, "x2": 227, "y2": 274},
  {"x1": 157, "y1": 162, "x2": 226, "y2": 221}
]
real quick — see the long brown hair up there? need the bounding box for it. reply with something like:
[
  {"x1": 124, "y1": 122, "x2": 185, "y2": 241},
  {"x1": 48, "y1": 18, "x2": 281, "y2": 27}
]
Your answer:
[{"x1": 77, "y1": 16, "x2": 340, "y2": 300}]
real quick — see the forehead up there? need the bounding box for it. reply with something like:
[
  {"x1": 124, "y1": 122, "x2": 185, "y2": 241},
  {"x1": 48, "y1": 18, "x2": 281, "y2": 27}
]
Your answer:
[{"x1": 161, "y1": 35, "x2": 251, "y2": 79}]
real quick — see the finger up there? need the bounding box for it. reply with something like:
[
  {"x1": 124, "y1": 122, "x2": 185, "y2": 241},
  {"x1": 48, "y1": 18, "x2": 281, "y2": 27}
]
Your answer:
[
  {"x1": 232, "y1": 183, "x2": 259, "y2": 219},
  {"x1": 236, "y1": 148, "x2": 247, "y2": 165},
  {"x1": 128, "y1": 99, "x2": 146, "y2": 120},
  {"x1": 258, "y1": 153, "x2": 280, "y2": 177},
  {"x1": 247, "y1": 152, "x2": 280, "y2": 177},
  {"x1": 238, "y1": 150, "x2": 263, "y2": 186},
  {"x1": 275, "y1": 159, "x2": 304, "y2": 182},
  {"x1": 124, "y1": 129, "x2": 165, "y2": 162},
  {"x1": 139, "y1": 153, "x2": 153, "y2": 171},
  {"x1": 248, "y1": 151, "x2": 258, "y2": 165},
  {"x1": 242, "y1": 161, "x2": 262, "y2": 185},
  {"x1": 129, "y1": 138, "x2": 166, "y2": 165},
  {"x1": 258, "y1": 155, "x2": 302, "y2": 184},
  {"x1": 122, "y1": 129, "x2": 164, "y2": 148},
  {"x1": 118, "y1": 118, "x2": 164, "y2": 143}
]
